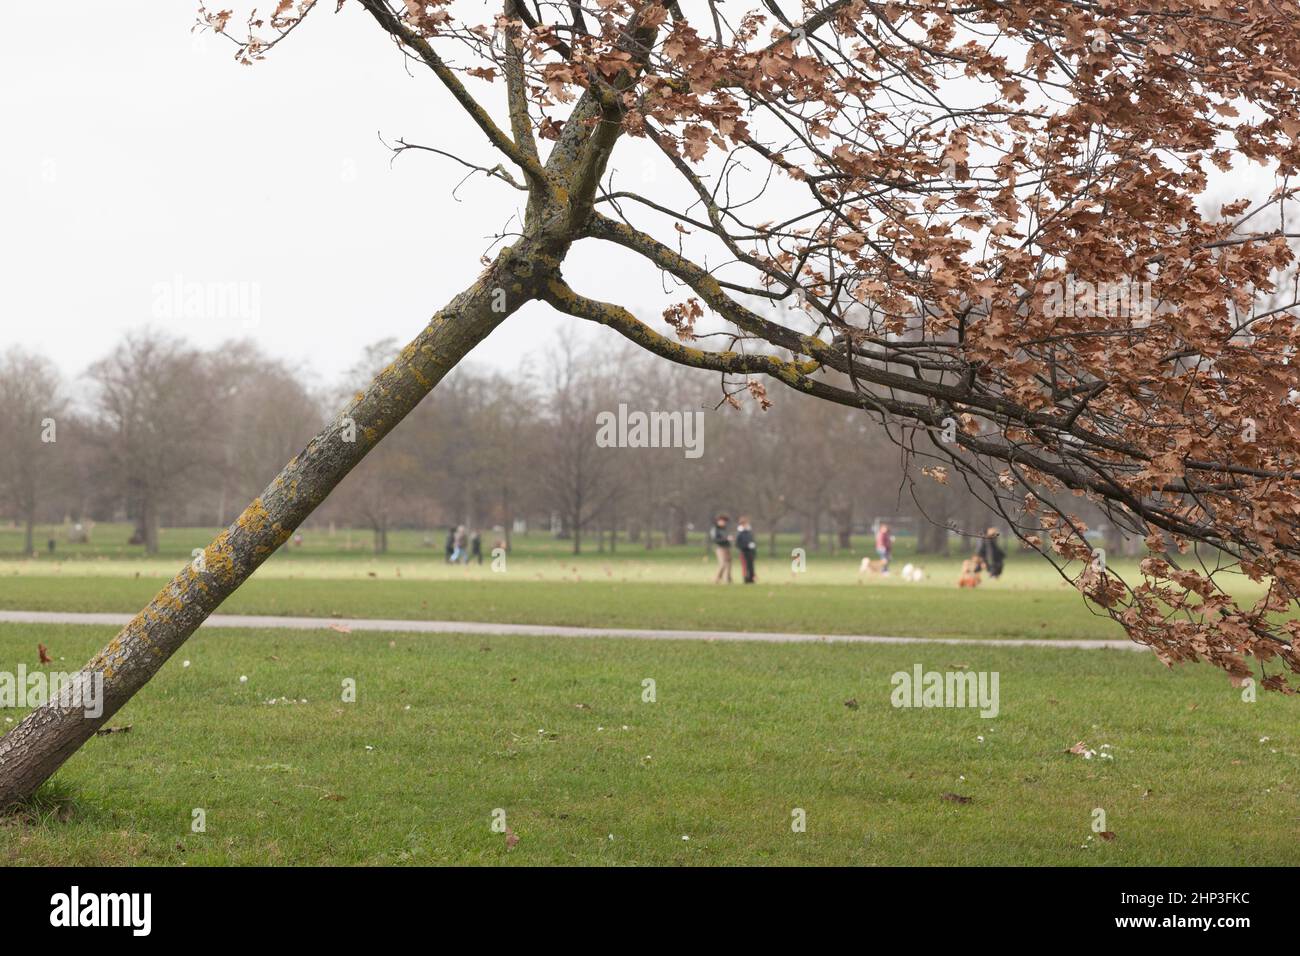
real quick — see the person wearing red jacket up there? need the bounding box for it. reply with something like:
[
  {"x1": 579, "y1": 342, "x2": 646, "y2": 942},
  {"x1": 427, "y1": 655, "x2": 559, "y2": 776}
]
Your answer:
[{"x1": 875, "y1": 523, "x2": 894, "y2": 574}]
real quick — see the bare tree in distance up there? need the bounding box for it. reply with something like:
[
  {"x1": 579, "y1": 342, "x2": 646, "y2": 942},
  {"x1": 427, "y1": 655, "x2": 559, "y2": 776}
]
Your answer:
[
  {"x1": 469, "y1": 370, "x2": 540, "y2": 551},
  {"x1": 206, "y1": 341, "x2": 327, "y2": 527},
  {"x1": 0, "y1": 348, "x2": 65, "y2": 557},
  {"x1": 4, "y1": 0, "x2": 1300, "y2": 806},
  {"x1": 539, "y1": 332, "x2": 624, "y2": 553},
  {"x1": 88, "y1": 331, "x2": 218, "y2": 556}
]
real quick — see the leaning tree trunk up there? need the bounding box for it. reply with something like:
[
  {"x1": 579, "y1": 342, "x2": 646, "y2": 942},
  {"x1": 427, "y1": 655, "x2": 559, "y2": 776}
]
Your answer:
[{"x1": 0, "y1": 246, "x2": 538, "y2": 809}]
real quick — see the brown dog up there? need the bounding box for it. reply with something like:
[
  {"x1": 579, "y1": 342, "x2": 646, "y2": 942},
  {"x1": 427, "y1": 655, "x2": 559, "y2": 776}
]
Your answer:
[
  {"x1": 958, "y1": 557, "x2": 982, "y2": 588},
  {"x1": 858, "y1": 557, "x2": 886, "y2": 580}
]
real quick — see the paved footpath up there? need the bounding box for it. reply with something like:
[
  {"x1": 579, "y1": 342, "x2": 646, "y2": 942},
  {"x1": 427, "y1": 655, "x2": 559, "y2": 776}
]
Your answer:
[{"x1": 0, "y1": 610, "x2": 1147, "y2": 651}]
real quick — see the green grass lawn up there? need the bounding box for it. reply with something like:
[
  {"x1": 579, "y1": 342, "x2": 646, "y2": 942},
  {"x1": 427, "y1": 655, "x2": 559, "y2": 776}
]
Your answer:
[
  {"x1": 0, "y1": 575, "x2": 1127, "y2": 641},
  {"x1": 4, "y1": 522, "x2": 940, "y2": 565},
  {"x1": 0, "y1": 523, "x2": 1258, "y2": 642},
  {"x1": 0, "y1": 523, "x2": 1290, "y2": 866},
  {"x1": 0, "y1": 623, "x2": 1293, "y2": 866}
]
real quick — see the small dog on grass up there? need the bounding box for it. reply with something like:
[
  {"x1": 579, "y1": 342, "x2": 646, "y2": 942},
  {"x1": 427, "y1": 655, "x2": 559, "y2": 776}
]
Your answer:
[
  {"x1": 857, "y1": 557, "x2": 886, "y2": 579},
  {"x1": 958, "y1": 558, "x2": 982, "y2": 588},
  {"x1": 859, "y1": 559, "x2": 926, "y2": 582}
]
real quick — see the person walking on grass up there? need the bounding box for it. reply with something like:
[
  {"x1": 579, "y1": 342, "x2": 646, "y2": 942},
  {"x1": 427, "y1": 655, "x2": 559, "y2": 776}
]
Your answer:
[
  {"x1": 470, "y1": 530, "x2": 483, "y2": 565},
  {"x1": 444, "y1": 527, "x2": 456, "y2": 563},
  {"x1": 735, "y1": 516, "x2": 757, "y2": 584},
  {"x1": 875, "y1": 522, "x2": 894, "y2": 574},
  {"x1": 975, "y1": 527, "x2": 1005, "y2": 579},
  {"x1": 451, "y1": 525, "x2": 468, "y2": 563},
  {"x1": 710, "y1": 514, "x2": 733, "y2": 584}
]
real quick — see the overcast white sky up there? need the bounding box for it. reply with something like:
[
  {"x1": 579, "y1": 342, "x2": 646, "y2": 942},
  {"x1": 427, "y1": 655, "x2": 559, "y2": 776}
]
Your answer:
[
  {"x1": 1, "y1": 2, "x2": 1280, "y2": 393},
  {"x1": 0, "y1": 1, "x2": 669, "y2": 387}
]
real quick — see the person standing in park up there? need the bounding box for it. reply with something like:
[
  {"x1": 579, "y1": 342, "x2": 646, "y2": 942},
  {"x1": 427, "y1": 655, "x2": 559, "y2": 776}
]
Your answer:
[
  {"x1": 735, "y1": 516, "x2": 757, "y2": 584},
  {"x1": 875, "y1": 522, "x2": 894, "y2": 574},
  {"x1": 975, "y1": 527, "x2": 1005, "y2": 579},
  {"x1": 444, "y1": 527, "x2": 456, "y2": 563},
  {"x1": 710, "y1": 514, "x2": 733, "y2": 584},
  {"x1": 470, "y1": 530, "x2": 483, "y2": 565},
  {"x1": 451, "y1": 525, "x2": 468, "y2": 563}
]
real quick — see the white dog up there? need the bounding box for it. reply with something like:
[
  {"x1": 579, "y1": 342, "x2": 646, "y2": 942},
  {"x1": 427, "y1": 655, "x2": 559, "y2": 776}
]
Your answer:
[{"x1": 858, "y1": 558, "x2": 925, "y2": 581}]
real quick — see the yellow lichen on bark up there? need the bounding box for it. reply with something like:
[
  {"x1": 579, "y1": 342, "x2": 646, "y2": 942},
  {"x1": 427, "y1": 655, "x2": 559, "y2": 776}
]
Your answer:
[
  {"x1": 204, "y1": 531, "x2": 238, "y2": 583},
  {"x1": 236, "y1": 498, "x2": 271, "y2": 535}
]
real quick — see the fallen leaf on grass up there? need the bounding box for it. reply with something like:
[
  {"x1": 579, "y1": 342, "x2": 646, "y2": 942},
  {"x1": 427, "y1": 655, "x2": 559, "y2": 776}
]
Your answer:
[
  {"x1": 843, "y1": 698, "x2": 859, "y2": 710},
  {"x1": 38, "y1": 644, "x2": 52, "y2": 665},
  {"x1": 94, "y1": 725, "x2": 132, "y2": 736},
  {"x1": 328, "y1": 623, "x2": 352, "y2": 634},
  {"x1": 941, "y1": 793, "x2": 973, "y2": 804},
  {"x1": 320, "y1": 793, "x2": 346, "y2": 802},
  {"x1": 505, "y1": 826, "x2": 520, "y2": 850},
  {"x1": 1098, "y1": 831, "x2": 1117, "y2": 842}
]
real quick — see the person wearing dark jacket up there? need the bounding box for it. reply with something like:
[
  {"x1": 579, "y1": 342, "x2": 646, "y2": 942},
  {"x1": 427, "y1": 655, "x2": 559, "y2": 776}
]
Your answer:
[
  {"x1": 735, "y1": 516, "x2": 757, "y2": 584},
  {"x1": 975, "y1": 527, "x2": 1005, "y2": 578}
]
